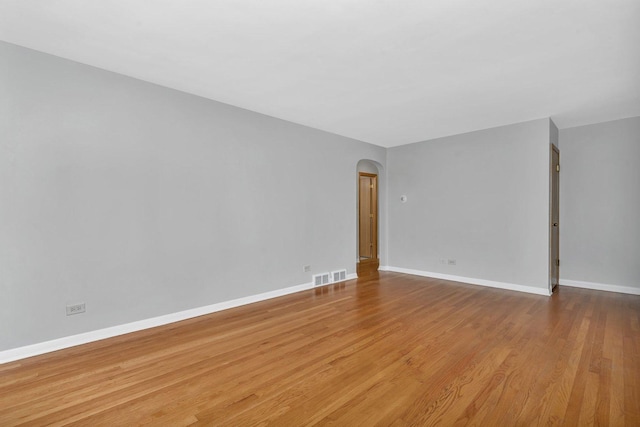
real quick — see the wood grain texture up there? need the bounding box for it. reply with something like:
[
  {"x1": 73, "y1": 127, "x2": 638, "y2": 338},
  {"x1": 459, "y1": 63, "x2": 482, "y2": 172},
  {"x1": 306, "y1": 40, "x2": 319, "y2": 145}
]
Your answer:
[
  {"x1": 356, "y1": 259, "x2": 379, "y2": 277},
  {"x1": 1, "y1": 272, "x2": 639, "y2": 426}
]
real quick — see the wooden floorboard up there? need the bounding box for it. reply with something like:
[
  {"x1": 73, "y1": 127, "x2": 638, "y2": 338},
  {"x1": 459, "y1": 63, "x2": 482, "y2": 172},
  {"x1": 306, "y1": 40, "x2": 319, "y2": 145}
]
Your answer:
[{"x1": 1, "y1": 272, "x2": 639, "y2": 426}]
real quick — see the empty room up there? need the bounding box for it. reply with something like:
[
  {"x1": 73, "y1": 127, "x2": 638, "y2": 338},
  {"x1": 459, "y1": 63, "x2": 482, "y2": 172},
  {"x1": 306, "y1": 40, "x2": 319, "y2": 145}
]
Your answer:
[{"x1": 1, "y1": 1, "x2": 639, "y2": 425}]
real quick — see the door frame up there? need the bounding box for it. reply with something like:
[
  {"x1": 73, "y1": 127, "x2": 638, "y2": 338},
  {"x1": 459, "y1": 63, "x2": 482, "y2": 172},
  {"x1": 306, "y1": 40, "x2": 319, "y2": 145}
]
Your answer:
[
  {"x1": 357, "y1": 172, "x2": 379, "y2": 276},
  {"x1": 549, "y1": 144, "x2": 560, "y2": 292}
]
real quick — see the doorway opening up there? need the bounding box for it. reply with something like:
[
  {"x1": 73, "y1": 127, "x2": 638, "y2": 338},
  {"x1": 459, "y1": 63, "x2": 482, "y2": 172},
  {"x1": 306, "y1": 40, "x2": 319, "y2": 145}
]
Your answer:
[
  {"x1": 357, "y1": 172, "x2": 379, "y2": 277},
  {"x1": 550, "y1": 145, "x2": 560, "y2": 292}
]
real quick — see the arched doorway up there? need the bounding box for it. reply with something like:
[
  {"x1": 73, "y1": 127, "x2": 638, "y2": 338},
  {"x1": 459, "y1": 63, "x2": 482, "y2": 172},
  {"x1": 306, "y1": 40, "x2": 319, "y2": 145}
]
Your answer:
[{"x1": 357, "y1": 160, "x2": 381, "y2": 277}]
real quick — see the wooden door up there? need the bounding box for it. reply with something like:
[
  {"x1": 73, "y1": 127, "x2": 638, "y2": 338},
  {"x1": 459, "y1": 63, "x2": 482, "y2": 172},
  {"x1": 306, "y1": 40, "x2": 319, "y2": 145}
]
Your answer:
[
  {"x1": 358, "y1": 173, "x2": 378, "y2": 261},
  {"x1": 550, "y1": 145, "x2": 560, "y2": 290}
]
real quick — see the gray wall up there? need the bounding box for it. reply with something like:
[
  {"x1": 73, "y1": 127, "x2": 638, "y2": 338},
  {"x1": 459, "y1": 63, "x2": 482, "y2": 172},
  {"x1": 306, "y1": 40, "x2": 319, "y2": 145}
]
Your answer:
[
  {"x1": 559, "y1": 117, "x2": 640, "y2": 289},
  {"x1": 387, "y1": 119, "x2": 552, "y2": 291},
  {"x1": 0, "y1": 41, "x2": 386, "y2": 351},
  {"x1": 6, "y1": 36, "x2": 634, "y2": 353}
]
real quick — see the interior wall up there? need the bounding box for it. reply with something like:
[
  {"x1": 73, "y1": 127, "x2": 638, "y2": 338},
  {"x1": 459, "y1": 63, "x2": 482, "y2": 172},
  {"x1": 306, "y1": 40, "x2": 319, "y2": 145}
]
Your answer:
[
  {"x1": 559, "y1": 116, "x2": 640, "y2": 291},
  {"x1": 0, "y1": 41, "x2": 386, "y2": 351},
  {"x1": 387, "y1": 119, "x2": 552, "y2": 291}
]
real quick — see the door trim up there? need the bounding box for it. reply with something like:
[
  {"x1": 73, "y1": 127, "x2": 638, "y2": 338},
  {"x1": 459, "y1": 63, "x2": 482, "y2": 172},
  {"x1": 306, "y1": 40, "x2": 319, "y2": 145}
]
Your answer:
[{"x1": 549, "y1": 144, "x2": 560, "y2": 292}]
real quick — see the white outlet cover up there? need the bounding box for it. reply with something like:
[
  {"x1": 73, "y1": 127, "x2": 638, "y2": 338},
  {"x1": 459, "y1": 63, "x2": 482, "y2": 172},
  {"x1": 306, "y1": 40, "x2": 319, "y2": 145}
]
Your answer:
[{"x1": 66, "y1": 303, "x2": 86, "y2": 315}]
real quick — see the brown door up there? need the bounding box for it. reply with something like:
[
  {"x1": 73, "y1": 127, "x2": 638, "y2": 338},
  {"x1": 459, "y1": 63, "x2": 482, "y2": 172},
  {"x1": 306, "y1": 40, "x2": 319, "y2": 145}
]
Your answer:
[
  {"x1": 550, "y1": 145, "x2": 560, "y2": 290},
  {"x1": 358, "y1": 173, "x2": 379, "y2": 276}
]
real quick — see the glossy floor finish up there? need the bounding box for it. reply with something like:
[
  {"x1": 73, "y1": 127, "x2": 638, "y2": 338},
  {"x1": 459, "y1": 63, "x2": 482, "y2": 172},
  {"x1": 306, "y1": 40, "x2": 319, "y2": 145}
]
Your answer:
[{"x1": 1, "y1": 272, "x2": 639, "y2": 426}]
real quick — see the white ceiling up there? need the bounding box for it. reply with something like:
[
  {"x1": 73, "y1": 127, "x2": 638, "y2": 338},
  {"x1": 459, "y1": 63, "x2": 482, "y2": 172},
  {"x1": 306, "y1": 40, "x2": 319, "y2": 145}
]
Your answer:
[{"x1": 1, "y1": 0, "x2": 639, "y2": 147}]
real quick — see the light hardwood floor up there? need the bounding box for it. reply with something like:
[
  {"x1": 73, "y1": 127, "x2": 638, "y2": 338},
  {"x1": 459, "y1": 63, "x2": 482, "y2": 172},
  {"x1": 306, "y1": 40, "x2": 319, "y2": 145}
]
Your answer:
[{"x1": 1, "y1": 272, "x2": 639, "y2": 426}]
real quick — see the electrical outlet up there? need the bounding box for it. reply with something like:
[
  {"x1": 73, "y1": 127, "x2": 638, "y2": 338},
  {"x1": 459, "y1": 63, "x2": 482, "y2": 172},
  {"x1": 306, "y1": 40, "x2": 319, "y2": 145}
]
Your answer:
[
  {"x1": 66, "y1": 303, "x2": 86, "y2": 316},
  {"x1": 447, "y1": 259, "x2": 457, "y2": 265},
  {"x1": 303, "y1": 265, "x2": 311, "y2": 273}
]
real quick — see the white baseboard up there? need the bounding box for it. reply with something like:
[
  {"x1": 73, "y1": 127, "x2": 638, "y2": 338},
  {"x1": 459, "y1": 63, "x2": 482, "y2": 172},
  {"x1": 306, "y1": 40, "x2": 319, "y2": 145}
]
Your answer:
[
  {"x1": 1, "y1": 276, "x2": 366, "y2": 364},
  {"x1": 1, "y1": 268, "x2": 559, "y2": 365},
  {"x1": 384, "y1": 266, "x2": 551, "y2": 296},
  {"x1": 0, "y1": 273, "x2": 362, "y2": 364},
  {"x1": 560, "y1": 279, "x2": 640, "y2": 295}
]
